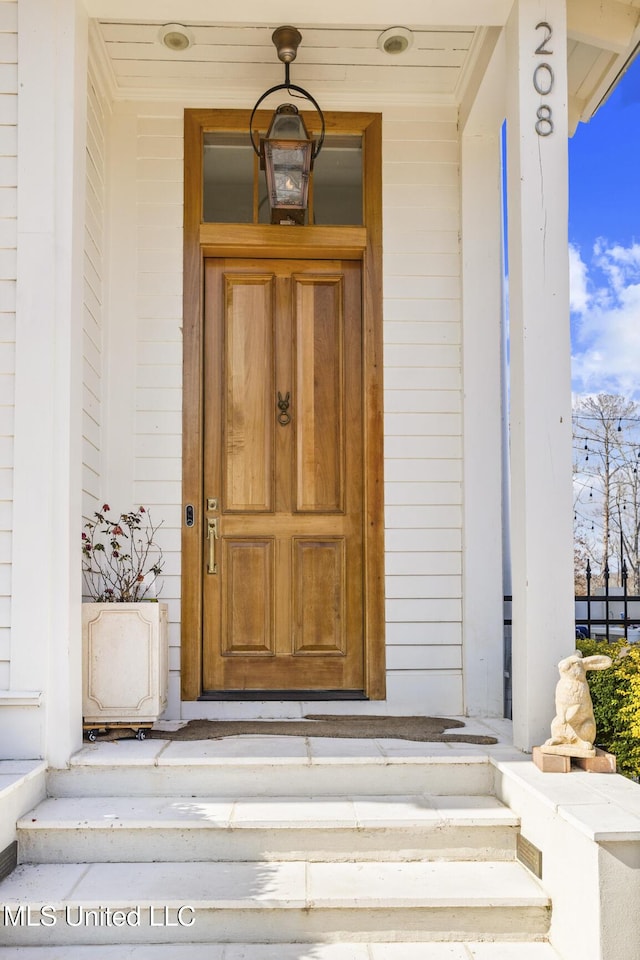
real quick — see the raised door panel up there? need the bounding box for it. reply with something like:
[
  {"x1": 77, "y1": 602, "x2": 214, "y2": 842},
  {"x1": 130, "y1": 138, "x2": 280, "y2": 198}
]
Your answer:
[
  {"x1": 294, "y1": 276, "x2": 345, "y2": 513},
  {"x1": 293, "y1": 537, "x2": 346, "y2": 655},
  {"x1": 223, "y1": 275, "x2": 274, "y2": 513},
  {"x1": 221, "y1": 539, "x2": 275, "y2": 655}
]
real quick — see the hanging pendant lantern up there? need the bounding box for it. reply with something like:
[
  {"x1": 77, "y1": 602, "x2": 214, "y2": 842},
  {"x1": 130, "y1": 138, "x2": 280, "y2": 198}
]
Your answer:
[
  {"x1": 262, "y1": 104, "x2": 313, "y2": 224},
  {"x1": 250, "y1": 26, "x2": 325, "y2": 225}
]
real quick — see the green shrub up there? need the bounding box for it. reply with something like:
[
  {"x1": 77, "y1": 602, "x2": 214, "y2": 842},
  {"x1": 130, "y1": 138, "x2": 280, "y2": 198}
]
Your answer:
[{"x1": 576, "y1": 638, "x2": 640, "y2": 780}]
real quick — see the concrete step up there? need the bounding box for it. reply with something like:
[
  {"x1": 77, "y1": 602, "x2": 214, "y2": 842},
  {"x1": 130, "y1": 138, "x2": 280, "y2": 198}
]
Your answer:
[
  {"x1": 17, "y1": 794, "x2": 518, "y2": 863},
  {"x1": 46, "y1": 739, "x2": 502, "y2": 798},
  {"x1": 0, "y1": 942, "x2": 564, "y2": 958},
  {"x1": 0, "y1": 859, "x2": 550, "y2": 947}
]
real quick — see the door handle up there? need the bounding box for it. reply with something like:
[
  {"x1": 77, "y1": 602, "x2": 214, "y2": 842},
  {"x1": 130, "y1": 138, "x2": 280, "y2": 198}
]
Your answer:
[{"x1": 207, "y1": 517, "x2": 219, "y2": 575}]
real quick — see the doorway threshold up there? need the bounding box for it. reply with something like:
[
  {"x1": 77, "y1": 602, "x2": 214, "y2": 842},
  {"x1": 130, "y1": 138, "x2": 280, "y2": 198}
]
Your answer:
[{"x1": 199, "y1": 690, "x2": 368, "y2": 701}]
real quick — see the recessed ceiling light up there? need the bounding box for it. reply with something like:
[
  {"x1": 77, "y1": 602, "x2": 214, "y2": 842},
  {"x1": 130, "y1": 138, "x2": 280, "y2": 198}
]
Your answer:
[
  {"x1": 159, "y1": 23, "x2": 194, "y2": 52},
  {"x1": 378, "y1": 26, "x2": 413, "y2": 56}
]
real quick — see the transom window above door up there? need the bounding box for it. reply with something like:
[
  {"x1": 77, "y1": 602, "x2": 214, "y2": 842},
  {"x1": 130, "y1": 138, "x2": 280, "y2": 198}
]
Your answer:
[{"x1": 203, "y1": 131, "x2": 363, "y2": 226}]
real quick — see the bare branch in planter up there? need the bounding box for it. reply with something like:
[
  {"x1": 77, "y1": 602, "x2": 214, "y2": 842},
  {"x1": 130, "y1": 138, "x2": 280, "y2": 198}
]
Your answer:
[{"x1": 81, "y1": 504, "x2": 164, "y2": 602}]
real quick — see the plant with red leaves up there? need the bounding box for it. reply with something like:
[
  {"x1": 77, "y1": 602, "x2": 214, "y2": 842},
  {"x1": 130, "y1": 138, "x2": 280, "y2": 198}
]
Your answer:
[{"x1": 81, "y1": 505, "x2": 164, "y2": 602}]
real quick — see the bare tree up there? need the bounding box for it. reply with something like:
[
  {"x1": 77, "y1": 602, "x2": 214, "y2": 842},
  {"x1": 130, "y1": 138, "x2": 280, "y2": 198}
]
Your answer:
[
  {"x1": 573, "y1": 394, "x2": 640, "y2": 587},
  {"x1": 574, "y1": 532, "x2": 591, "y2": 595},
  {"x1": 613, "y1": 457, "x2": 640, "y2": 593}
]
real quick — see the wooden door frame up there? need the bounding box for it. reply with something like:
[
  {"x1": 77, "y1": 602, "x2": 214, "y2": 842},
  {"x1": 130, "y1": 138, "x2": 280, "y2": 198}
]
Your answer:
[{"x1": 180, "y1": 108, "x2": 385, "y2": 701}]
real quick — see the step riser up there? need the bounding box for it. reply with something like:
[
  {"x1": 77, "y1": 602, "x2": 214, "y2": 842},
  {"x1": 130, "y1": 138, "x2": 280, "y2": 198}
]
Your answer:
[
  {"x1": 0, "y1": 905, "x2": 551, "y2": 947},
  {"x1": 18, "y1": 825, "x2": 518, "y2": 864},
  {"x1": 47, "y1": 762, "x2": 495, "y2": 799},
  {"x1": 0, "y1": 943, "x2": 564, "y2": 959}
]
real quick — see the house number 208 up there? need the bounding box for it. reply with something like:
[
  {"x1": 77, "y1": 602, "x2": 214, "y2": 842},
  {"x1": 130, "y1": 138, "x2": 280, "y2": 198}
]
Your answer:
[{"x1": 534, "y1": 21, "x2": 554, "y2": 136}]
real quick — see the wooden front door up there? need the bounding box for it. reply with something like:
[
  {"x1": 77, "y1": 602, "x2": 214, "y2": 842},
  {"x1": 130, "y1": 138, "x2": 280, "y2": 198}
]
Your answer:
[{"x1": 201, "y1": 257, "x2": 364, "y2": 693}]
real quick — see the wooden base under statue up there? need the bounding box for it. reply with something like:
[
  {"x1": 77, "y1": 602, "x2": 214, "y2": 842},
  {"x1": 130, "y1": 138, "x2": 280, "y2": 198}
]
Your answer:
[
  {"x1": 533, "y1": 746, "x2": 617, "y2": 774},
  {"x1": 540, "y1": 742, "x2": 595, "y2": 758}
]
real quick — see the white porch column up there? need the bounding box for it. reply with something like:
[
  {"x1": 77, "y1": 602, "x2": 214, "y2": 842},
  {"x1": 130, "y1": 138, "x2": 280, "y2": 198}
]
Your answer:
[
  {"x1": 10, "y1": 0, "x2": 88, "y2": 763},
  {"x1": 460, "y1": 32, "x2": 506, "y2": 718},
  {"x1": 505, "y1": 0, "x2": 575, "y2": 751}
]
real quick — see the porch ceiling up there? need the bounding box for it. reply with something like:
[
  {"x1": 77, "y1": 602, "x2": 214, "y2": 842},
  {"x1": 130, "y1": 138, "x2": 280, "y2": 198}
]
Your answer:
[
  {"x1": 93, "y1": 4, "x2": 640, "y2": 122},
  {"x1": 94, "y1": 21, "x2": 481, "y2": 102}
]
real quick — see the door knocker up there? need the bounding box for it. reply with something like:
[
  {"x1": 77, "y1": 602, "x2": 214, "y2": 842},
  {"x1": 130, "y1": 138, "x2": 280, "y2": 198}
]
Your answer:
[{"x1": 277, "y1": 391, "x2": 291, "y2": 426}]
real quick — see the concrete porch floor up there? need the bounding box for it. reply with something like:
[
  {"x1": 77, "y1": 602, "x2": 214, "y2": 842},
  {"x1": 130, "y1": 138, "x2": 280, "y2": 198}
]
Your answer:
[{"x1": 77, "y1": 715, "x2": 519, "y2": 764}]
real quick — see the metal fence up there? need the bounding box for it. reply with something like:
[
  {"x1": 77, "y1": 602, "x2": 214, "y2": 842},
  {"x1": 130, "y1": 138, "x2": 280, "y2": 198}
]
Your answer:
[
  {"x1": 504, "y1": 560, "x2": 640, "y2": 644},
  {"x1": 502, "y1": 558, "x2": 640, "y2": 718},
  {"x1": 575, "y1": 559, "x2": 640, "y2": 643}
]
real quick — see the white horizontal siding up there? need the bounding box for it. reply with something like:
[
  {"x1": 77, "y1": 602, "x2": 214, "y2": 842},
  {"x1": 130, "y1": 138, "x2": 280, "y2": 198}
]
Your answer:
[
  {"x1": 384, "y1": 322, "x2": 459, "y2": 344},
  {"x1": 386, "y1": 621, "x2": 461, "y2": 645},
  {"x1": 386, "y1": 576, "x2": 461, "y2": 599},
  {"x1": 386, "y1": 645, "x2": 462, "y2": 670},
  {"x1": 83, "y1": 48, "x2": 108, "y2": 521},
  {"x1": 386, "y1": 551, "x2": 461, "y2": 575},
  {"x1": 384, "y1": 482, "x2": 461, "y2": 505},
  {"x1": 383, "y1": 104, "x2": 462, "y2": 713},
  {"x1": 386, "y1": 435, "x2": 462, "y2": 459},
  {"x1": 133, "y1": 105, "x2": 183, "y2": 717},
  {"x1": 386, "y1": 528, "x2": 462, "y2": 552},
  {"x1": 0, "y1": 0, "x2": 15, "y2": 691},
  {"x1": 386, "y1": 670, "x2": 463, "y2": 714}
]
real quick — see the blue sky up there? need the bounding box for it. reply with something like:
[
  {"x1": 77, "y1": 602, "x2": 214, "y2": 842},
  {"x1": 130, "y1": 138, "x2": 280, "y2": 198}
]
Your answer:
[{"x1": 569, "y1": 54, "x2": 640, "y2": 401}]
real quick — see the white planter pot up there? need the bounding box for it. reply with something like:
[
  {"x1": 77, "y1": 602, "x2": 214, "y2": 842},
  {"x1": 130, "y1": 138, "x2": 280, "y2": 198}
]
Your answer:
[{"x1": 82, "y1": 602, "x2": 169, "y2": 725}]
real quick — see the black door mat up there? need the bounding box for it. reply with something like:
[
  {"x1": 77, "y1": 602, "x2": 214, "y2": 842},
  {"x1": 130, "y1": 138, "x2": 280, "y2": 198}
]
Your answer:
[{"x1": 147, "y1": 715, "x2": 498, "y2": 743}]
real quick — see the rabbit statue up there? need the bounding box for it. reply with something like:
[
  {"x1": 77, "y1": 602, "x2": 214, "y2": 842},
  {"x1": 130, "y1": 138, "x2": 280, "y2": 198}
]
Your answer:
[{"x1": 540, "y1": 650, "x2": 612, "y2": 757}]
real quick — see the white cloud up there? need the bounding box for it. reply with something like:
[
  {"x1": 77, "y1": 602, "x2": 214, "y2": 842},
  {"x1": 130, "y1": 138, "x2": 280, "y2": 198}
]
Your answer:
[
  {"x1": 572, "y1": 240, "x2": 640, "y2": 400},
  {"x1": 569, "y1": 243, "x2": 590, "y2": 315}
]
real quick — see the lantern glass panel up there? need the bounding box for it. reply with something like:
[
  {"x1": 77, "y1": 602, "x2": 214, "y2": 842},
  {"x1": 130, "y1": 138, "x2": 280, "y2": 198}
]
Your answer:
[{"x1": 265, "y1": 141, "x2": 312, "y2": 210}]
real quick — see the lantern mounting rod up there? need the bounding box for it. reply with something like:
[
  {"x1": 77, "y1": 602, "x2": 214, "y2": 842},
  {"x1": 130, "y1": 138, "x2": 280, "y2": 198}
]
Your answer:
[{"x1": 250, "y1": 26, "x2": 325, "y2": 160}]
